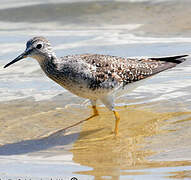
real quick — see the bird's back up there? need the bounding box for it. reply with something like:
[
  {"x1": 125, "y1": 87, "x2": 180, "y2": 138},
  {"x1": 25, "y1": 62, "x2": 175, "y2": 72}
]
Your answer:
[
  {"x1": 47, "y1": 54, "x2": 187, "y2": 99},
  {"x1": 56, "y1": 54, "x2": 187, "y2": 87}
]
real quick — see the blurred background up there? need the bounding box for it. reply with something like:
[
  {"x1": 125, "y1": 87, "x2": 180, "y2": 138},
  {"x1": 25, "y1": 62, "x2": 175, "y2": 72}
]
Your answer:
[{"x1": 1, "y1": 0, "x2": 191, "y2": 179}]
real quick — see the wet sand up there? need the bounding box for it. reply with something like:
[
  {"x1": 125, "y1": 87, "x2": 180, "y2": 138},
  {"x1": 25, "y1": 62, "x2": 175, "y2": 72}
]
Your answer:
[
  {"x1": 1, "y1": 98, "x2": 191, "y2": 179},
  {"x1": 1, "y1": 0, "x2": 191, "y2": 179}
]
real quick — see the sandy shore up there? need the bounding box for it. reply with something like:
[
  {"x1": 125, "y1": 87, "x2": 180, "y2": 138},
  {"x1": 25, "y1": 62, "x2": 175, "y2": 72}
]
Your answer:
[{"x1": 1, "y1": 0, "x2": 191, "y2": 179}]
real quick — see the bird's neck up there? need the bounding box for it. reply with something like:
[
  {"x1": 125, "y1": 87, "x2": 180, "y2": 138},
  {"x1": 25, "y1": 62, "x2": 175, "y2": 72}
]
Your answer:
[
  {"x1": 33, "y1": 51, "x2": 55, "y2": 64},
  {"x1": 34, "y1": 53, "x2": 58, "y2": 74}
]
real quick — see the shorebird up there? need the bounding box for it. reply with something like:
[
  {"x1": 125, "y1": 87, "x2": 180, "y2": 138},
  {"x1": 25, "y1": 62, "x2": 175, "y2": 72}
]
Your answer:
[{"x1": 4, "y1": 37, "x2": 188, "y2": 135}]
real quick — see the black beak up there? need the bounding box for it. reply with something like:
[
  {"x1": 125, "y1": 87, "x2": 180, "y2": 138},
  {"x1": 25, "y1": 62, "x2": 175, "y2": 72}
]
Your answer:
[{"x1": 4, "y1": 50, "x2": 30, "y2": 68}]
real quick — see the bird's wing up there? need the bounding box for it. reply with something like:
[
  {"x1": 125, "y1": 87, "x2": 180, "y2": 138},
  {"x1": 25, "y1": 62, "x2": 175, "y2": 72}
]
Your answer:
[
  {"x1": 79, "y1": 54, "x2": 188, "y2": 84},
  {"x1": 58, "y1": 54, "x2": 188, "y2": 89}
]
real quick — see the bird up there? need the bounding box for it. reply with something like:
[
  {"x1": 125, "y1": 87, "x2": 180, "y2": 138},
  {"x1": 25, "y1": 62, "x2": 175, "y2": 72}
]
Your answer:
[{"x1": 4, "y1": 36, "x2": 188, "y2": 135}]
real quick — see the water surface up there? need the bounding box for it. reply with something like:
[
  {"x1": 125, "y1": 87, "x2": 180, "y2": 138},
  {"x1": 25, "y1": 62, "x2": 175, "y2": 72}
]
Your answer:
[{"x1": 1, "y1": 0, "x2": 191, "y2": 179}]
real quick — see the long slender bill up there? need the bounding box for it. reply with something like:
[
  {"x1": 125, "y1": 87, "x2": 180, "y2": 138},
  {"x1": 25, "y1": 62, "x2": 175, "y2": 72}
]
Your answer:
[{"x1": 4, "y1": 52, "x2": 28, "y2": 68}]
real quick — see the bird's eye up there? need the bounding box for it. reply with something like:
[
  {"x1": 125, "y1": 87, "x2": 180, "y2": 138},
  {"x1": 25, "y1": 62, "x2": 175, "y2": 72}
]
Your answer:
[{"x1": 36, "y1": 44, "x2": 42, "y2": 49}]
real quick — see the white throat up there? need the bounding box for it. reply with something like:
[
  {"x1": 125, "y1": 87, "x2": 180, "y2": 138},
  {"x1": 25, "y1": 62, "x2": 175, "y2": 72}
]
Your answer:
[{"x1": 31, "y1": 54, "x2": 47, "y2": 66}]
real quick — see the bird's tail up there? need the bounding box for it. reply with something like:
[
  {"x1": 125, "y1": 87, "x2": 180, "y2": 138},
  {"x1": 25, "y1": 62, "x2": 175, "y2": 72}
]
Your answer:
[
  {"x1": 148, "y1": 54, "x2": 188, "y2": 75},
  {"x1": 150, "y1": 54, "x2": 188, "y2": 64}
]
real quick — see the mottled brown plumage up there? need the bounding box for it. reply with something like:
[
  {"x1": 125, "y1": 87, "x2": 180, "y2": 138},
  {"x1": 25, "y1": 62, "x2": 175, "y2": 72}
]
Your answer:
[
  {"x1": 52, "y1": 53, "x2": 187, "y2": 92},
  {"x1": 3, "y1": 36, "x2": 188, "y2": 135}
]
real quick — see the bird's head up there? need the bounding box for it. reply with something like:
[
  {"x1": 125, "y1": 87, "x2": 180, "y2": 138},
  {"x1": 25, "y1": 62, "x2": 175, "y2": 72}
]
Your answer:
[{"x1": 4, "y1": 36, "x2": 53, "y2": 68}]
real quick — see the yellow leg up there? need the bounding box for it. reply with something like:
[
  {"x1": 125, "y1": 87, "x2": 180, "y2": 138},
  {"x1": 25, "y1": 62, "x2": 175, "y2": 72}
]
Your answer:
[
  {"x1": 113, "y1": 111, "x2": 120, "y2": 135},
  {"x1": 85, "y1": 105, "x2": 99, "y2": 121},
  {"x1": 93, "y1": 105, "x2": 99, "y2": 116},
  {"x1": 41, "y1": 106, "x2": 99, "y2": 137},
  {"x1": 46, "y1": 106, "x2": 99, "y2": 136}
]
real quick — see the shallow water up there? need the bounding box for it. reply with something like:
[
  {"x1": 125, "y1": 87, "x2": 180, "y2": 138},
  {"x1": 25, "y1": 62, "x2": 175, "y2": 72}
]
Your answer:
[{"x1": 1, "y1": 0, "x2": 191, "y2": 179}]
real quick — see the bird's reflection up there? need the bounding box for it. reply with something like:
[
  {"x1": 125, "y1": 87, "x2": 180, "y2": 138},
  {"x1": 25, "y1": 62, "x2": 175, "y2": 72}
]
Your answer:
[{"x1": 71, "y1": 105, "x2": 191, "y2": 179}]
